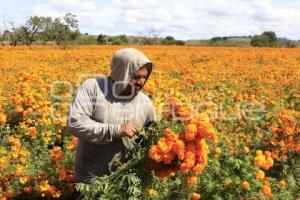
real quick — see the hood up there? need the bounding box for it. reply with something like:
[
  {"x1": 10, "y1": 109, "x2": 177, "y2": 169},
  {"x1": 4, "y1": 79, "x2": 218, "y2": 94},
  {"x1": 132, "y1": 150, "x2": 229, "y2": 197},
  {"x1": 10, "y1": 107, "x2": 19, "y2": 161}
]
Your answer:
[{"x1": 110, "y1": 48, "x2": 152, "y2": 98}]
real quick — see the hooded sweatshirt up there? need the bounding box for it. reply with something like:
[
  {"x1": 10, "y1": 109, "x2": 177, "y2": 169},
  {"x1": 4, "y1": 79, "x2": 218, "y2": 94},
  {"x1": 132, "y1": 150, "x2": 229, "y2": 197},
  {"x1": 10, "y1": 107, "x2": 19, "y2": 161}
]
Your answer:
[{"x1": 67, "y1": 48, "x2": 156, "y2": 183}]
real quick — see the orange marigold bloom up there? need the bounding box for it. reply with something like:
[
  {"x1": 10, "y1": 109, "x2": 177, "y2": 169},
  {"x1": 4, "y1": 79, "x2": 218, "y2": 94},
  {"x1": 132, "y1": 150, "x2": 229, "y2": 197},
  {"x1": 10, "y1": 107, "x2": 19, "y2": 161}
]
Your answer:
[
  {"x1": 254, "y1": 155, "x2": 265, "y2": 168},
  {"x1": 184, "y1": 151, "x2": 196, "y2": 167},
  {"x1": 243, "y1": 146, "x2": 250, "y2": 154},
  {"x1": 197, "y1": 123, "x2": 210, "y2": 139},
  {"x1": 23, "y1": 186, "x2": 32, "y2": 194},
  {"x1": 163, "y1": 151, "x2": 176, "y2": 164},
  {"x1": 192, "y1": 163, "x2": 206, "y2": 175},
  {"x1": 185, "y1": 124, "x2": 197, "y2": 141},
  {"x1": 157, "y1": 138, "x2": 170, "y2": 153},
  {"x1": 39, "y1": 180, "x2": 51, "y2": 192},
  {"x1": 57, "y1": 168, "x2": 67, "y2": 181},
  {"x1": 148, "y1": 145, "x2": 163, "y2": 162},
  {"x1": 168, "y1": 97, "x2": 177, "y2": 104},
  {"x1": 264, "y1": 151, "x2": 272, "y2": 158},
  {"x1": 215, "y1": 147, "x2": 222, "y2": 155},
  {"x1": 49, "y1": 147, "x2": 63, "y2": 165},
  {"x1": 241, "y1": 181, "x2": 250, "y2": 190},
  {"x1": 191, "y1": 192, "x2": 201, "y2": 200},
  {"x1": 26, "y1": 127, "x2": 38, "y2": 138},
  {"x1": 15, "y1": 105, "x2": 24, "y2": 113},
  {"x1": 186, "y1": 142, "x2": 196, "y2": 152},
  {"x1": 256, "y1": 150, "x2": 263, "y2": 156},
  {"x1": 278, "y1": 180, "x2": 286, "y2": 189},
  {"x1": 195, "y1": 138, "x2": 208, "y2": 156},
  {"x1": 163, "y1": 128, "x2": 179, "y2": 141},
  {"x1": 179, "y1": 162, "x2": 190, "y2": 173},
  {"x1": 173, "y1": 139, "x2": 185, "y2": 160},
  {"x1": 0, "y1": 112, "x2": 6, "y2": 124},
  {"x1": 255, "y1": 170, "x2": 265, "y2": 181},
  {"x1": 186, "y1": 176, "x2": 198, "y2": 185},
  {"x1": 261, "y1": 160, "x2": 272, "y2": 171},
  {"x1": 266, "y1": 157, "x2": 274, "y2": 166},
  {"x1": 261, "y1": 185, "x2": 272, "y2": 197}
]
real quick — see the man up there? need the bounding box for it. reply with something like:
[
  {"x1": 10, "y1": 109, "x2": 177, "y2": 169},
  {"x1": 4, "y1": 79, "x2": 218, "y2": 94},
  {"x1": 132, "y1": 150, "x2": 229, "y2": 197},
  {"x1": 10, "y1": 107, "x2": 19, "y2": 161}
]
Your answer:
[{"x1": 67, "y1": 48, "x2": 156, "y2": 187}]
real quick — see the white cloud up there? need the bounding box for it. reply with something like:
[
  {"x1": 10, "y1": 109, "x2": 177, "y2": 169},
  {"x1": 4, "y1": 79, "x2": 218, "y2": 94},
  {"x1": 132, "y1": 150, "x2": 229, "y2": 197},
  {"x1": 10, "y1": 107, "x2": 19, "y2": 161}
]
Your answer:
[{"x1": 4, "y1": 0, "x2": 300, "y2": 39}]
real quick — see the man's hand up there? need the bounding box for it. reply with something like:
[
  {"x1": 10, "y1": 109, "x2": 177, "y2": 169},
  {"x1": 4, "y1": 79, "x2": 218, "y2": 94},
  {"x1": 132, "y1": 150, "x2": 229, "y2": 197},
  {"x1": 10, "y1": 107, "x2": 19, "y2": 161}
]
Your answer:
[{"x1": 120, "y1": 123, "x2": 139, "y2": 137}]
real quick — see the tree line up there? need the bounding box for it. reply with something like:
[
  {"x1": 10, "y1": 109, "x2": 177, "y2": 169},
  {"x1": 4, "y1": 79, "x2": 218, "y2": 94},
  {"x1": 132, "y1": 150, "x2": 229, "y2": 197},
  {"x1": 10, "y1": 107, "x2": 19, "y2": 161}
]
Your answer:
[
  {"x1": 209, "y1": 31, "x2": 298, "y2": 48},
  {"x1": 0, "y1": 14, "x2": 185, "y2": 46},
  {"x1": 0, "y1": 13, "x2": 80, "y2": 46},
  {"x1": 250, "y1": 31, "x2": 297, "y2": 48},
  {"x1": 0, "y1": 14, "x2": 297, "y2": 47}
]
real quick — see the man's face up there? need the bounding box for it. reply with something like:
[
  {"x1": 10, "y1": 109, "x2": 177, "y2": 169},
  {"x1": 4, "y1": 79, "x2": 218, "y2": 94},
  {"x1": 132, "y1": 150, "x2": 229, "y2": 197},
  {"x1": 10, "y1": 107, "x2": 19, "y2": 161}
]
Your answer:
[
  {"x1": 131, "y1": 66, "x2": 148, "y2": 93},
  {"x1": 121, "y1": 66, "x2": 149, "y2": 96}
]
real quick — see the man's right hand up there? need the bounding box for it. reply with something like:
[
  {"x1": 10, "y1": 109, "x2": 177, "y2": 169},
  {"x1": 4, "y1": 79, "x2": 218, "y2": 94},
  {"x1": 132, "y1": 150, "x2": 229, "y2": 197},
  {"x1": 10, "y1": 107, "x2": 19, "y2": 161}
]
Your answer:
[{"x1": 120, "y1": 123, "x2": 139, "y2": 137}]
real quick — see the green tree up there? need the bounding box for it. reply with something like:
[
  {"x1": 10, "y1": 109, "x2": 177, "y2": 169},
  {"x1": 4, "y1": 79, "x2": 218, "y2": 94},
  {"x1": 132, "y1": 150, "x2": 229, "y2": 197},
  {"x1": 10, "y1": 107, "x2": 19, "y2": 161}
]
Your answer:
[
  {"x1": 108, "y1": 35, "x2": 128, "y2": 45},
  {"x1": 63, "y1": 13, "x2": 79, "y2": 31},
  {"x1": 175, "y1": 40, "x2": 185, "y2": 45},
  {"x1": 9, "y1": 27, "x2": 23, "y2": 46},
  {"x1": 39, "y1": 17, "x2": 55, "y2": 44},
  {"x1": 250, "y1": 34, "x2": 270, "y2": 47},
  {"x1": 286, "y1": 40, "x2": 297, "y2": 48},
  {"x1": 25, "y1": 16, "x2": 47, "y2": 45},
  {"x1": 96, "y1": 34, "x2": 106, "y2": 44},
  {"x1": 162, "y1": 36, "x2": 176, "y2": 45},
  {"x1": 251, "y1": 31, "x2": 277, "y2": 47},
  {"x1": 262, "y1": 31, "x2": 277, "y2": 43},
  {"x1": 53, "y1": 13, "x2": 80, "y2": 45},
  {"x1": 0, "y1": 30, "x2": 9, "y2": 46}
]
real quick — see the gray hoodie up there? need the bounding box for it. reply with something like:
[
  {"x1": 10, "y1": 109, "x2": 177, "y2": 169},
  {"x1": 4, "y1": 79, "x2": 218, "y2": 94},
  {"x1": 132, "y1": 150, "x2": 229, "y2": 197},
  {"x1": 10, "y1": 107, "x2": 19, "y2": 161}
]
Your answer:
[{"x1": 67, "y1": 48, "x2": 156, "y2": 183}]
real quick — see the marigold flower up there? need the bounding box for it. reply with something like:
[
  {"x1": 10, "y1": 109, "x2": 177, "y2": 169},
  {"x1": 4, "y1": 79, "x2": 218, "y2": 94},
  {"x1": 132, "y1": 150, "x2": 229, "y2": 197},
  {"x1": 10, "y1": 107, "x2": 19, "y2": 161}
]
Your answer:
[
  {"x1": 157, "y1": 138, "x2": 170, "y2": 153},
  {"x1": 173, "y1": 139, "x2": 185, "y2": 160},
  {"x1": 163, "y1": 151, "x2": 176, "y2": 164},
  {"x1": 243, "y1": 146, "x2": 250, "y2": 154},
  {"x1": 261, "y1": 185, "x2": 272, "y2": 197},
  {"x1": 184, "y1": 124, "x2": 197, "y2": 141},
  {"x1": 197, "y1": 123, "x2": 210, "y2": 139},
  {"x1": 192, "y1": 163, "x2": 205, "y2": 175},
  {"x1": 39, "y1": 180, "x2": 51, "y2": 192},
  {"x1": 148, "y1": 145, "x2": 163, "y2": 162},
  {"x1": 179, "y1": 162, "x2": 190, "y2": 173},
  {"x1": 191, "y1": 192, "x2": 201, "y2": 200},
  {"x1": 20, "y1": 176, "x2": 30, "y2": 185},
  {"x1": 148, "y1": 188, "x2": 157, "y2": 196},
  {"x1": 256, "y1": 150, "x2": 263, "y2": 156},
  {"x1": 255, "y1": 170, "x2": 265, "y2": 180},
  {"x1": 49, "y1": 147, "x2": 63, "y2": 165},
  {"x1": 224, "y1": 178, "x2": 232, "y2": 185},
  {"x1": 163, "y1": 128, "x2": 179, "y2": 141},
  {"x1": 26, "y1": 127, "x2": 38, "y2": 138},
  {"x1": 186, "y1": 176, "x2": 198, "y2": 185},
  {"x1": 261, "y1": 160, "x2": 272, "y2": 171},
  {"x1": 278, "y1": 180, "x2": 286, "y2": 189},
  {"x1": 0, "y1": 112, "x2": 6, "y2": 124},
  {"x1": 254, "y1": 155, "x2": 265, "y2": 168},
  {"x1": 215, "y1": 147, "x2": 221, "y2": 155},
  {"x1": 23, "y1": 186, "x2": 32, "y2": 194},
  {"x1": 241, "y1": 181, "x2": 250, "y2": 190},
  {"x1": 15, "y1": 105, "x2": 24, "y2": 113},
  {"x1": 184, "y1": 151, "x2": 196, "y2": 167},
  {"x1": 264, "y1": 151, "x2": 272, "y2": 158}
]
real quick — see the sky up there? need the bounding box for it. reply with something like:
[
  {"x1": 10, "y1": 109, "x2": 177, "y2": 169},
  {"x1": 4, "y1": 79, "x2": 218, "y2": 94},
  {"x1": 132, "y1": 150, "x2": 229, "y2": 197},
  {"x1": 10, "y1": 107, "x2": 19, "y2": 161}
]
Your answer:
[{"x1": 0, "y1": 0, "x2": 299, "y2": 40}]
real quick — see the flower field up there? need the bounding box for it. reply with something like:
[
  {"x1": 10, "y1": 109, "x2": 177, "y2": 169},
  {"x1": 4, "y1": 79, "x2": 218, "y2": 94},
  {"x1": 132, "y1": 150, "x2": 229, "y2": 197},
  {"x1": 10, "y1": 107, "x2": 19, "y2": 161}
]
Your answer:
[{"x1": 0, "y1": 45, "x2": 299, "y2": 199}]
